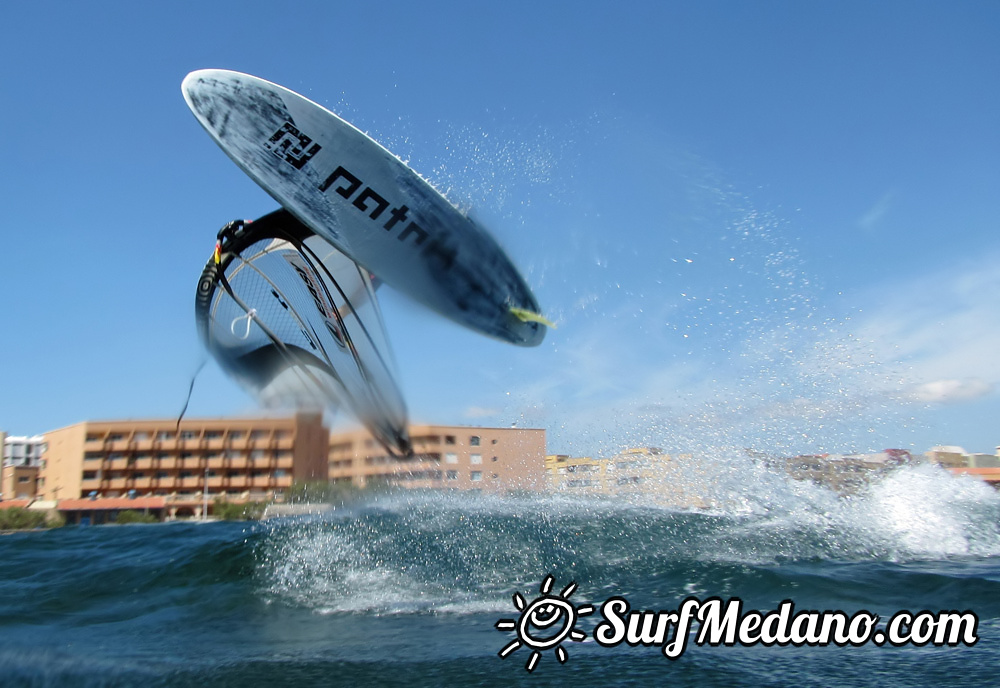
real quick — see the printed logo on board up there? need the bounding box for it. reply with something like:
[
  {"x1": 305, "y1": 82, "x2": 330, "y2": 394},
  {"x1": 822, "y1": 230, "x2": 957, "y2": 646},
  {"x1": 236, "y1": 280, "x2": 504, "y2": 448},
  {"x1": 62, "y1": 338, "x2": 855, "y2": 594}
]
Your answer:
[
  {"x1": 259, "y1": 123, "x2": 455, "y2": 265},
  {"x1": 265, "y1": 122, "x2": 322, "y2": 170}
]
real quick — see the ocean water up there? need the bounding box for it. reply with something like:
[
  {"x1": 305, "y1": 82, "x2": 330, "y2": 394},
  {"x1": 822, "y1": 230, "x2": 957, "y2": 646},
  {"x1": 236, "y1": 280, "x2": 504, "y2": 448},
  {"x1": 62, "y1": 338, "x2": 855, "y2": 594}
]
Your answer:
[{"x1": 1, "y1": 462, "x2": 999, "y2": 687}]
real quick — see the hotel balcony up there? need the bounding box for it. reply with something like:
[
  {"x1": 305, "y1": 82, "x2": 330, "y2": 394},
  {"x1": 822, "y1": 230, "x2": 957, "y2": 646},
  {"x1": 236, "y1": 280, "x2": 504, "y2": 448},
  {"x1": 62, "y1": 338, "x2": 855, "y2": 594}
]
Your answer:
[
  {"x1": 207, "y1": 457, "x2": 226, "y2": 470},
  {"x1": 105, "y1": 439, "x2": 131, "y2": 452},
  {"x1": 178, "y1": 477, "x2": 203, "y2": 489},
  {"x1": 81, "y1": 479, "x2": 101, "y2": 492},
  {"x1": 158, "y1": 458, "x2": 178, "y2": 469},
  {"x1": 227, "y1": 457, "x2": 249, "y2": 469},
  {"x1": 135, "y1": 458, "x2": 155, "y2": 470},
  {"x1": 132, "y1": 477, "x2": 153, "y2": 489},
  {"x1": 108, "y1": 478, "x2": 128, "y2": 490},
  {"x1": 107, "y1": 458, "x2": 130, "y2": 471},
  {"x1": 252, "y1": 476, "x2": 273, "y2": 488},
  {"x1": 207, "y1": 476, "x2": 225, "y2": 489},
  {"x1": 133, "y1": 439, "x2": 155, "y2": 452},
  {"x1": 276, "y1": 457, "x2": 294, "y2": 470}
]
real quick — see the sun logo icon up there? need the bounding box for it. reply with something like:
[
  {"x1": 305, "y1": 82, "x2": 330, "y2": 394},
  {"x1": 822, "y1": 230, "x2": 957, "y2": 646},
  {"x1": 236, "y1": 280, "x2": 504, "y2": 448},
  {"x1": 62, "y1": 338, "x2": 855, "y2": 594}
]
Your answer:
[{"x1": 495, "y1": 574, "x2": 594, "y2": 672}]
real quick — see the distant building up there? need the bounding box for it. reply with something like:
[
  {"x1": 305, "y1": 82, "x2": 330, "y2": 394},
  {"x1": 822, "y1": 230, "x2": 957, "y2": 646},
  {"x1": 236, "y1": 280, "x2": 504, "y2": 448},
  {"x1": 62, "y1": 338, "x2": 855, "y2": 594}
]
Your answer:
[
  {"x1": 779, "y1": 450, "x2": 915, "y2": 493},
  {"x1": 328, "y1": 425, "x2": 546, "y2": 492},
  {"x1": 2, "y1": 434, "x2": 45, "y2": 500},
  {"x1": 40, "y1": 413, "x2": 328, "y2": 519},
  {"x1": 926, "y1": 446, "x2": 1000, "y2": 488},
  {"x1": 966, "y1": 453, "x2": 1000, "y2": 469},
  {"x1": 36, "y1": 416, "x2": 547, "y2": 521},
  {"x1": 926, "y1": 446, "x2": 968, "y2": 469},
  {"x1": 3, "y1": 434, "x2": 46, "y2": 467},
  {"x1": 545, "y1": 448, "x2": 708, "y2": 508},
  {"x1": 545, "y1": 454, "x2": 605, "y2": 492}
]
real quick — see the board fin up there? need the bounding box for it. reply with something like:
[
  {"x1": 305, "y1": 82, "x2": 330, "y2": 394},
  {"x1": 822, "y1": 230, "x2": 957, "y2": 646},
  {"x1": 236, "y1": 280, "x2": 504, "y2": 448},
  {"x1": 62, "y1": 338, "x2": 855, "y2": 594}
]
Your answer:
[{"x1": 509, "y1": 306, "x2": 556, "y2": 329}]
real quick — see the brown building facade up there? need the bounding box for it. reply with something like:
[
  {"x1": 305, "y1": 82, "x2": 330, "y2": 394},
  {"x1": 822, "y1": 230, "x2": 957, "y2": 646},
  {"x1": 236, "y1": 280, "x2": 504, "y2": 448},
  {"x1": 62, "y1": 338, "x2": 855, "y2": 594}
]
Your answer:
[
  {"x1": 40, "y1": 413, "x2": 329, "y2": 517},
  {"x1": 37, "y1": 416, "x2": 546, "y2": 519},
  {"x1": 2, "y1": 464, "x2": 40, "y2": 500},
  {"x1": 329, "y1": 424, "x2": 546, "y2": 492}
]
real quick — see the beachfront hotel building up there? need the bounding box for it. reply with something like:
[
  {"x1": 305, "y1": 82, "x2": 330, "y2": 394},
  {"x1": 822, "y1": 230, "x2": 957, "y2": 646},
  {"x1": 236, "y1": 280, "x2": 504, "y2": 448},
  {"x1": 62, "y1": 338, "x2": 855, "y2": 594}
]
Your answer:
[
  {"x1": 32, "y1": 415, "x2": 546, "y2": 521},
  {"x1": 39, "y1": 413, "x2": 329, "y2": 519},
  {"x1": 328, "y1": 424, "x2": 547, "y2": 492}
]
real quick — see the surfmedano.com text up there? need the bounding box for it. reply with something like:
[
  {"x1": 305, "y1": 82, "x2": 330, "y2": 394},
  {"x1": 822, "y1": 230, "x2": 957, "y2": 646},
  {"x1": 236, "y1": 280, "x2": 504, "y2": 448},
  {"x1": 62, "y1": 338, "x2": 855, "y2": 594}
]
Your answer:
[{"x1": 593, "y1": 597, "x2": 979, "y2": 658}]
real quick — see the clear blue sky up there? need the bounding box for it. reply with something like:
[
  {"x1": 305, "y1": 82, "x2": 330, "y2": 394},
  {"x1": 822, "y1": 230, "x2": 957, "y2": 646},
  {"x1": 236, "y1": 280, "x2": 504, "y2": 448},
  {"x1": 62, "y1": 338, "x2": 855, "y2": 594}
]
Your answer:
[{"x1": 3, "y1": 0, "x2": 999, "y2": 458}]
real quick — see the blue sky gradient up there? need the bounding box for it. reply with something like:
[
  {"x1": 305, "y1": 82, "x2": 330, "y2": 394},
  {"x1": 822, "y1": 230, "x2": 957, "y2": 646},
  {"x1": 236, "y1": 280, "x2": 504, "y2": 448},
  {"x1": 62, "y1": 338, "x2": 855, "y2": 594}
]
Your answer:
[{"x1": 2, "y1": 1, "x2": 999, "y2": 457}]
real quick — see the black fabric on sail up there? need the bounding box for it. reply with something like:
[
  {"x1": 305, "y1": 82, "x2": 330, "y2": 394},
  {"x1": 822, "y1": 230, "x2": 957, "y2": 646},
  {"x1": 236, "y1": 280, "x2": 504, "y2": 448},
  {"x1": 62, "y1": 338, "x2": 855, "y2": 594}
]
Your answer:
[{"x1": 195, "y1": 209, "x2": 412, "y2": 458}]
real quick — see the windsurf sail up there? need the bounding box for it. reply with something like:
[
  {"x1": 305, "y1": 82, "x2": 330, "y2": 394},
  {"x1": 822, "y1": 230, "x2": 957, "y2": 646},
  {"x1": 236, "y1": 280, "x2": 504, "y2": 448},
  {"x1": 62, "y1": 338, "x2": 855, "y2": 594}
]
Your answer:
[{"x1": 195, "y1": 209, "x2": 412, "y2": 458}]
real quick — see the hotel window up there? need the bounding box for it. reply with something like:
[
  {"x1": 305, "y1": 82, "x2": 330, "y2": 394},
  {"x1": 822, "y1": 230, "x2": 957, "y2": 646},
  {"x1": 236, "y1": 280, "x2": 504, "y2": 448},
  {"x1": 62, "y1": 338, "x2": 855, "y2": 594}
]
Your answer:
[
  {"x1": 229, "y1": 431, "x2": 244, "y2": 440},
  {"x1": 470, "y1": 454, "x2": 482, "y2": 465},
  {"x1": 205, "y1": 431, "x2": 223, "y2": 439},
  {"x1": 133, "y1": 432, "x2": 148, "y2": 441},
  {"x1": 156, "y1": 431, "x2": 173, "y2": 440},
  {"x1": 445, "y1": 435, "x2": 456, "y2": 445},
  {"x1": 470, "y1": 436, "x2": 480, "y2": 446},
  {"x1": 156, "y1": 471, "x2": 168, "y2": 479},
  {"x1": 470, "y1": 471, "x2": 482, "y2": 482},
  {"x1": 445, "y1": 453, "x2": 458, "y2": 464},
  {"x1": 83, "y1": 471, "x2": 97, "y2": 480},
  {"x1": 251, "y1": 450, "x2": 266, "y2": 460},
  {"x1": 180, "y1": 431, "x2": 197, "y2": 440},
  {"x1": 446, "y1": 470, "x2": 458, "y2": 481},
  {"x1": 251, "y1": 430, "x2": 269, "y2": 440},
  {"x1": 108, "y1": 434, "x2": 124, "y2": 442}
]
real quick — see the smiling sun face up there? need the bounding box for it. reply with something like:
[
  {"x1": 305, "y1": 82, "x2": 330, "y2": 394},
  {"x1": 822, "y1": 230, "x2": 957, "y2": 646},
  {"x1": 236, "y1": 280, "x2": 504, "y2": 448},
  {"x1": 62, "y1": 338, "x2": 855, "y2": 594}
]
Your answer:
[{"x1": 496, "y1": 575, "x2": 594, "y2": 672}]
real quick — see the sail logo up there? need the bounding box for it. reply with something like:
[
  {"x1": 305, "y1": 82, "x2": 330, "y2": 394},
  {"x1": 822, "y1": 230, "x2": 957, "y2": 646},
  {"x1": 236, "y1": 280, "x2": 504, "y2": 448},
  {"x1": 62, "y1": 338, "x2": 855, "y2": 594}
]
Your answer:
[{"x1": 282, "y1": 253, "x2": 346, "y2": 349}]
